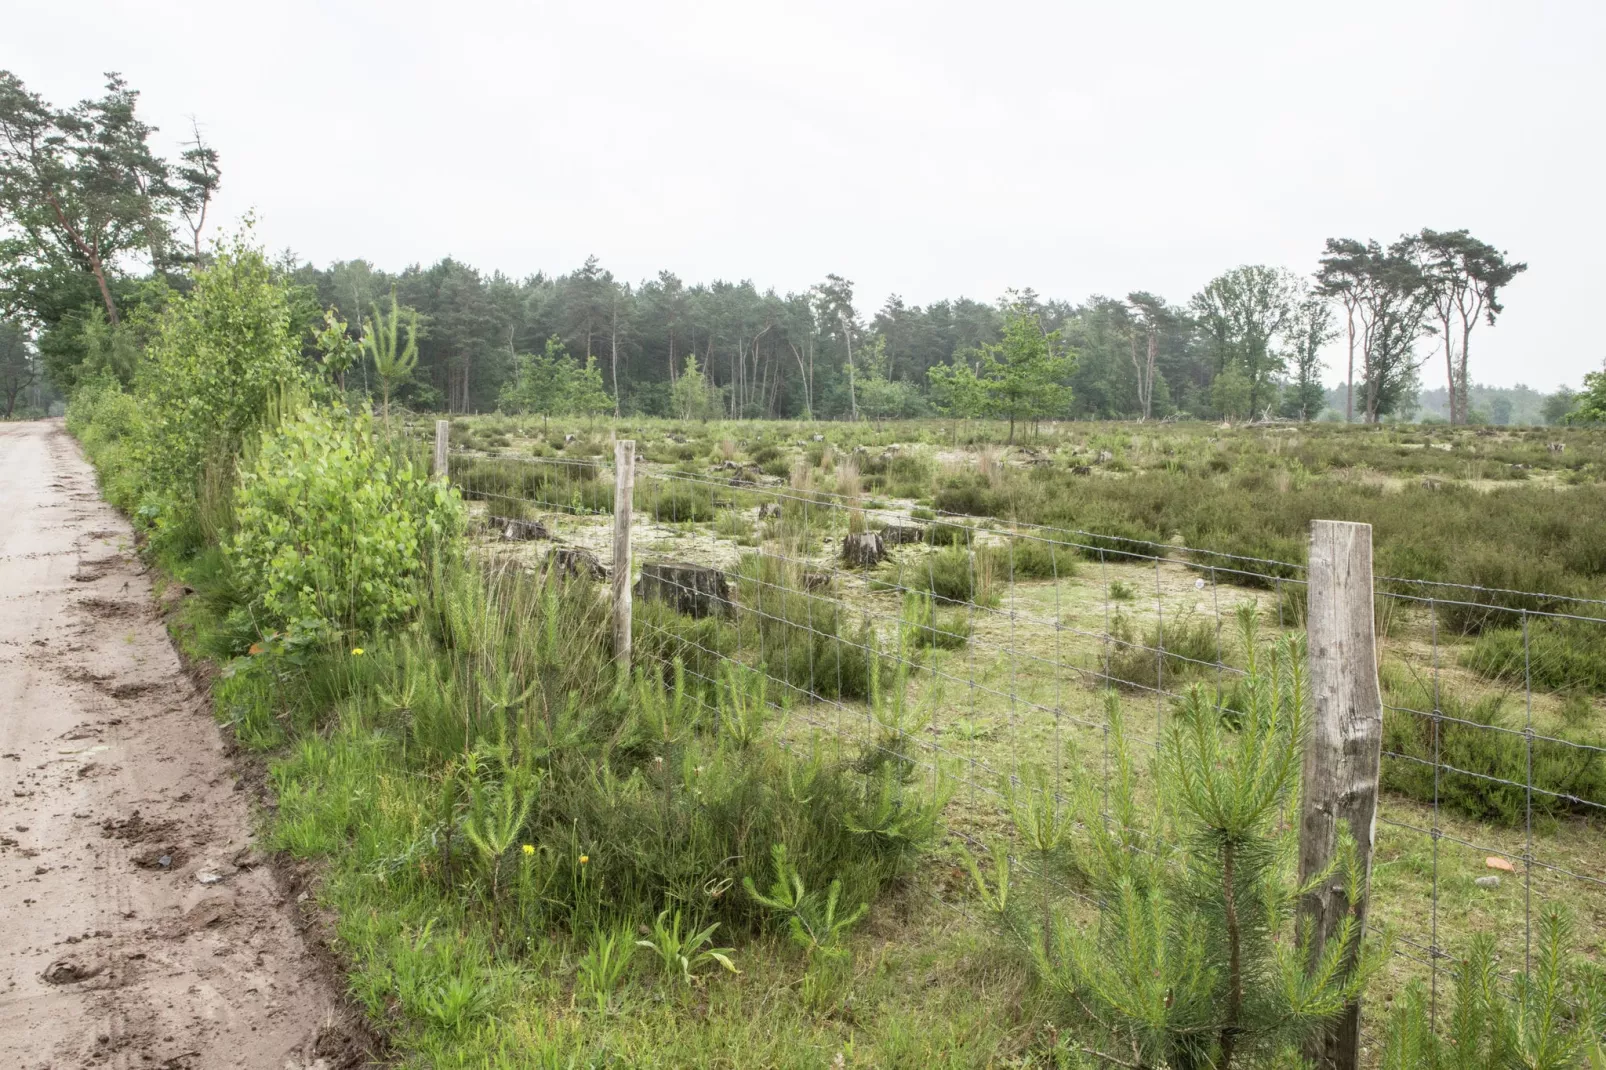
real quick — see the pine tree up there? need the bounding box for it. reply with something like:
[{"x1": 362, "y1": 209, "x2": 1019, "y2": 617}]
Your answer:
[{"x1": 977, "y1": 609, "x2": 1382, "y2": 1068}]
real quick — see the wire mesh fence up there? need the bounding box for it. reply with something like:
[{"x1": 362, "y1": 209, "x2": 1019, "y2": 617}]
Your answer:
[{"x1": 441, "y1": 432, "x2": 1606, "y2": 1050}]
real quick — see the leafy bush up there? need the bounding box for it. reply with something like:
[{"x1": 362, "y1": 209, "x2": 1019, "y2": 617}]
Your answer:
[
  {"x1": 229, "y1": 407, "x2": 464, "y2": 638},
  {"x1": 67, "y1": 376, "x2": 146, "y2": 512},
  {"x1": 134, "y1": 236, "x2": 307, "y2": 546}
]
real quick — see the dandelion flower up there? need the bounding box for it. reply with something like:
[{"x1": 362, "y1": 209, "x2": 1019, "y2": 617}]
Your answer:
[
  {"x1": 351, "y1": 647, "x2": 365, "y2": 656},
  {"x1": 521, "y1": 844, "x2": 535, "y2": 856},
  {"x1": 579, "y1": 854, "x2": 590, "y2": 865}
]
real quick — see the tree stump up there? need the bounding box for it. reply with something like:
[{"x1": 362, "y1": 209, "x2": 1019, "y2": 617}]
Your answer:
[
  {"x1": 803, "y1": 570, "x2": 832, "y2": 592},
  {"x1": 879, "y1": 524, "x2": 925, "y2": 546},
  {"x1": 492, "y1": 516, "x2": 550, "y2": 541},
  {"x1": 757, "y1": 502, "x2": 782, "y2": 521},
  {"x1": 547, "y1": 546, "x2": 606, "y2": 582},
  {"x1": 841, "y1": 531, "x2": 886, "y2": 568},
  {"x1": 635, "y1": 561, "x2": 733, "y2": 618}
]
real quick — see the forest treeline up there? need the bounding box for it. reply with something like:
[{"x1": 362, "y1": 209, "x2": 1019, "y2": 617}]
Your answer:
[{"x1": 4, "y1": 69, "x2": 1600, "y2": 426}]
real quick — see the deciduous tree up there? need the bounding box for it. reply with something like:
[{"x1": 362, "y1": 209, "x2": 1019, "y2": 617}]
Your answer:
[
  {"x1": 0, "y1": 318, "x2": 35, "y2": 416},
  {"x1": 1190, "y1": 266, "x2": 1300, "y2": 419}
]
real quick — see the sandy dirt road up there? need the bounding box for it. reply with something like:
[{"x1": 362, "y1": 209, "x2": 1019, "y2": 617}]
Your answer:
[{"x1": 0, "y1": 421, "x2": 358, "y2": 1069}]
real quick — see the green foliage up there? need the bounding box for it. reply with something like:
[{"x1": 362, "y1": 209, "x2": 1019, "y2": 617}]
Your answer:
[
  {"x1": 500, "y1": 336, "x2": 613, "y2": 420},
  {"x1": 363, "y1": 290, "x2": 419, "y2": 422},
  {"x1": 636, "y1": 909, "x2": 738, "y2": 985},
  {"x1": 1462, "y1": 617, "x2": 1606, "y2": 695},
  {"x1": 1568, "y1": 358, "x2": 1606, "y2": 425},
  {"x1": 892, "y1": 545, "x2": 1000, "y2": 606},
  {"x1": 670, "y1": 353, "x2": 721, "y2": 421},
  {"x1": 577, "y1": 925, "x2": 638, "y2": 1012},
  {"x1": 1379, "y1": 662, "x2": 1605, "y2": 824},
  {"x1": 229, "y1": 407, "x2": 464, "y2": 638},
  {"x1": 1380, "y1": 906, "x2": 1606, "y2": 1069},
  {"x1": 743, "y1": 843, "x2": 867, "y2": 960},
  {"x1": 1105, "y1": 608, "x2": 1224, "y2": 692},
  {"x1": 650, "y1": 485, "x2": 715, "y2": 522},
  {"x1": 1028, "y1": 615, "x2": 1382, "y2": 1068},
  {"x1": 1209, "y1": 361, "x2": 1253, "y2": 420},
  {"x1": 134, "y1": 234, "x2": 306, "y2": 544},
  {"x1": 927, "y1": 299, "x2": 1076, "y2": 441},
  {"x1": 980, "y1": 535, "x2": 1079, "y2": 581},
  {"x1": 900, "y1": 589, "x2": 972, "y2": 650},
  {"x1": 735, "y1": 552, "x2": 888, "y2": 700},
  {"x1": 65, "y1": 374, "x2": 146, "y2": 510}
]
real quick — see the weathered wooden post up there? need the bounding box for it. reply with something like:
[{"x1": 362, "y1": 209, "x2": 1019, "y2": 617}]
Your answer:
[
  {"x1": 1298, "y1": 520, "x2": 1384, "y2": 1069},
  {"x1": 433, "y1": 419, "x2": 450, "y2": 482},
  {"x1": 612, "y1": 440, "x2": 636, "y2": 670}
]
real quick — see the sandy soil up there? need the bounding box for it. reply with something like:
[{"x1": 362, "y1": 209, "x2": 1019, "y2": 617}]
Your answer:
[{"x1": 0, "y1": 421, "x2": 361, "y2": 1069}]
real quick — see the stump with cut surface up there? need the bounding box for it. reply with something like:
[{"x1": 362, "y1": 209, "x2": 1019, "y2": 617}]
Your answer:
[
  {"x1": 492, "y1": 516, "x2": 550, "y2": 541},
  {"x1": 841, "y1": 531, "x2": 886, "y2": 568},
  {"x1": 635, "y1": 561, "x2": 733, "y2": 618},
  {"x1": 757, "y1": 502, "x2": 782, "y2": 521},
  {"x1": 879, "y1": 524, "x2": 925, "y2": 546},
  {"x1": 547, "y1": 546, "x2": 606, "y2": 582},
  {"x1": 803, "y1": 570, "x2": 832, "y2": 592}
]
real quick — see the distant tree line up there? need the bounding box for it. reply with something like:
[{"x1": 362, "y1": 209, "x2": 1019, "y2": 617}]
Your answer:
[{"x1": 5, "y1": 69, "x2": 1596, "y2": 426}]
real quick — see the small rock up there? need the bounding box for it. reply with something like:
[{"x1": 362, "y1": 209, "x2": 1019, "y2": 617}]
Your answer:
[
  {"x1": 1485, "y1": 856, "x2": 1515, "y2": 872},
  {"x1": 1474, "y1": 876, "x2": 1501, "y2": 889},
  {"x1": 197, "y1": 870, "x2": 223, "y2": 885}
]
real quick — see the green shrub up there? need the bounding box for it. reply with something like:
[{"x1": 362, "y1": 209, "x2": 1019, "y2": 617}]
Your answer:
[
  {"x1": 651, "y1": 486, "x2": 715, "y2": 523},
  {"x1": 900, "y1": 591, "x2": 971, "y2": 650},
  {"x1": 980, "y1": 536, "x2": 1079, "y2": 581},
  {"x1": 229, "y1": 407, "x2": 464, "y2": 638},
  {"x1": 923, "y1": 519, "x2": 973, "y2": 547},
  {"x1": 1461, "y1": 617, "x2": 1606, "y2": 695},
  {"x1": 896, "y1": 546, "x2": 1000, "y2": 606},
  {"x1": 1105, "y1": 609, "x2": 1223, "y2": 692},
  {"x1": 134, "y1": 236, "x2": 307, "y2": 546},
  {"x1": 1380, "y1": 907, "x2": 1605, "y2": 1070},
  {"x1": 736, "y1": 553, "x2": 890, "y2": 700},
  {"x1": 1379, "y1": 662, "x2": 1605, "y2": 823},
  {"x1": 932, "y1": 476, "x2": 993, "y2": 517}
]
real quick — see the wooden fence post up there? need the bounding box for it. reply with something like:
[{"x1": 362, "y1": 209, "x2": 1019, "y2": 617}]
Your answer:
[
  {"x1": 612, "y1": 440, "x2": 636, "y2": 671},
  {"x1": 433, "y1": 419, "x2": 450, "y2": 481},
  {"x1": 1298, "y1": 520, "x2": 1384, "y2": 1070}
]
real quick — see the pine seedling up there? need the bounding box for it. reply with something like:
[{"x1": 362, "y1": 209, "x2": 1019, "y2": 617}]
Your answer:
[{"x1": 1034, "y1": 612, "x2": 1383, "y2": 1069}]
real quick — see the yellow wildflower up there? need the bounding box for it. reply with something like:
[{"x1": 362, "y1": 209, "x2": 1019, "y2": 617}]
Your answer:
[
  {"x1": 579, "y1": 854, "x2": 590, "y2": 865},
  {"x1": 351, "y1": 647, "x2": 365, "y2": 656},
  {"x1": 521, "y1": 844, "x2": 535, "y2": 856}
]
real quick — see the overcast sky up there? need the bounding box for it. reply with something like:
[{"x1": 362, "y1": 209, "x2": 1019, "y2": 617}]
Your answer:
[{"x1": 12, "y1": 0, "x2": 1604, "y2": 389}]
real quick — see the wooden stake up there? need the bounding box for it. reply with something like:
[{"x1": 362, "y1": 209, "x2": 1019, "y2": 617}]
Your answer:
[
  {"x1": 612, "y1": 440, "x2": 636, "y2": 670},
  {"x1": 433, "y1": 419, "x2": 449, "y2": 481},
  {"x1": 1298, "y1": 519, "x2": 1383, "y2": 1070}
]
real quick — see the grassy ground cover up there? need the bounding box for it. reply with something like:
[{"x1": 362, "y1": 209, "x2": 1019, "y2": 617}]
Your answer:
[
  {"x1": 75, "y1": 356, "x2": 1606, "y2": 1066},
  {"x1": 434, "y1": 413, "x2": 1606, "y2": 1033}
]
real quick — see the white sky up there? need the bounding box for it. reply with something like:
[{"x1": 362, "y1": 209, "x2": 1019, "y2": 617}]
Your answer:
[{"x1": 11, "y1": 0, "x2": 1605, "y2": 390}]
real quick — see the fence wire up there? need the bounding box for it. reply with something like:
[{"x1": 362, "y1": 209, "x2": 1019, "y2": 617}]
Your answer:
[{"x1": 442, "y1": 439, "x2": 1606, "y2": 1052}]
